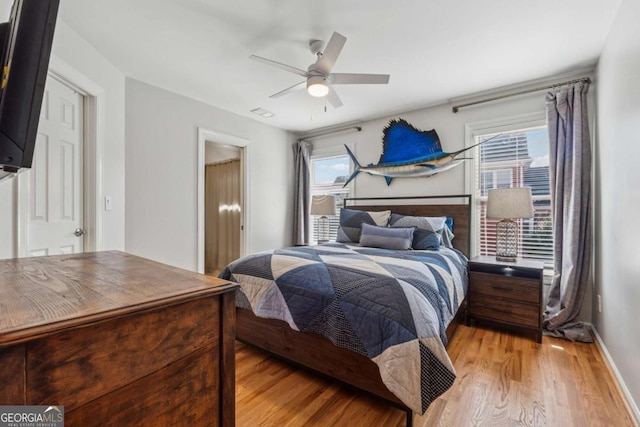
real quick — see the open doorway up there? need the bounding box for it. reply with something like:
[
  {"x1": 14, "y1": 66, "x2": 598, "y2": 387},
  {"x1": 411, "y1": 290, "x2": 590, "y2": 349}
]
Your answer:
[
  {"x1": 204, "y1": 143, "x2": 243, "y2": 275},
  {"x1": 197, "y1": 128, "x2": 250, "y2": 274}
]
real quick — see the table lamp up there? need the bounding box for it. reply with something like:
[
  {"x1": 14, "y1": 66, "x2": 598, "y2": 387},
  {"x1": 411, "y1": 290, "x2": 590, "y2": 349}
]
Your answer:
[
  {"x1": 310, "y1": 195, "x2": 336, "y2": 244},
  {"x1": 486, "y1": 187, "x2": 534, "y2": 262}
]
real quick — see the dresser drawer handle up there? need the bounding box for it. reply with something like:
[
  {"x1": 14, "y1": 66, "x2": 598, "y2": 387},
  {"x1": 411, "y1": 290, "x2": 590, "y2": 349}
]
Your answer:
[
  {"x1": 493, "y1": 307, "x2": 513, "y2": 315},
  {"x1": 491, "y1": 285, "x2": 513, "y2": 292}
]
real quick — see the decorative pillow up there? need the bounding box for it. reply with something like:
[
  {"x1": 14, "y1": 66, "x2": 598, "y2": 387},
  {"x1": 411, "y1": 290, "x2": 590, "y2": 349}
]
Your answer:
[
  {"x1": 336, "y1": 208, "x2": 391, "y2": 243},
  {"x1": 445, "y1": 217, "x2": 454, "y2": 232},
  {"x1": 442, "y1": 217, "x2": 455, "y2": 248},
  {"x1": 359, "y1": 223, "x2": 415, "y2": 250},
  {"x1": 389, "y1": 214, "x2": 447, "y2": 250}
]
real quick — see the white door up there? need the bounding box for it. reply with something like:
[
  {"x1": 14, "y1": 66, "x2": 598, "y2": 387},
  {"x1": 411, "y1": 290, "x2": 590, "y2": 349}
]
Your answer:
[{"x1": 26, "y1": 76, "x2": 84, "y2": 256}]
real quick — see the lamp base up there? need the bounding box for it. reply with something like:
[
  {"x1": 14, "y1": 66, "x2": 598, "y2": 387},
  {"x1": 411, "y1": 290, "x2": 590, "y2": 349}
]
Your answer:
[
  {"x1": 317, "y1": 216, "x2": 330, "y2": 244},
  {"x1": 495, "y1": 219, "x2": 518, "y2": 262}
]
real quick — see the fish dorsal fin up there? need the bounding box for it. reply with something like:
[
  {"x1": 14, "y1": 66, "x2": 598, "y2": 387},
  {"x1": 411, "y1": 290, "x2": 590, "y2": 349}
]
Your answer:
[{"x1": 378, "y1": 119, "x2": 444, "y2": 164}]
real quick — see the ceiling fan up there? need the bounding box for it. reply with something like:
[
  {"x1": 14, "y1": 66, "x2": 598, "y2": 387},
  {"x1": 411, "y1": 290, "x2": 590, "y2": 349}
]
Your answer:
[{"x1": 249, "y1": 31, "x2": 390, "y2": 108}]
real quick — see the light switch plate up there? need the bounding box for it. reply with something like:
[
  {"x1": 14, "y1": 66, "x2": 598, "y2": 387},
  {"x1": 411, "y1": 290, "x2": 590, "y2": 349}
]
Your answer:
[{"x1": 105, "y1": 196, "x2": 112, "y2": 211}]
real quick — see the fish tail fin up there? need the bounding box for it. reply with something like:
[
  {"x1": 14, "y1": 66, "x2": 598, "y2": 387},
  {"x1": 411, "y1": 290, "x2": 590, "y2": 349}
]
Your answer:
[{"x1": 343, "y1": 145, "x2": 361, "y2": 188}]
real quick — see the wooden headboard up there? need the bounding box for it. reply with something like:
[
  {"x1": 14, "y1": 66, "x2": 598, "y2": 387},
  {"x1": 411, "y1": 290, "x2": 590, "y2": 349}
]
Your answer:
[{"x1": 344, "y1": 195, "x2": 472, "y2": 257}]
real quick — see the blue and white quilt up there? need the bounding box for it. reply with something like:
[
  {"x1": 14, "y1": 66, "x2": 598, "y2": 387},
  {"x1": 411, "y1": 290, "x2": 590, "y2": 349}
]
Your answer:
[{"x1": 219, "y1": 243, "x2": 468, "y2": 413}]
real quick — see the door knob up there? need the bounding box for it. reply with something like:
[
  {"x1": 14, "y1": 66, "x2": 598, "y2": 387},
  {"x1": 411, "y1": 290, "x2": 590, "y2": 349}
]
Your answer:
[{"x1": 74, "y1": 228, "x2": 86, "y2": 237}]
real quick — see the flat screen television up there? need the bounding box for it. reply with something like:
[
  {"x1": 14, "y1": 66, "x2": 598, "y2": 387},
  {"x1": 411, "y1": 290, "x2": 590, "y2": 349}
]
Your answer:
[{"x1": 0, "y1": 0, "x2": 60, "y2": 176}]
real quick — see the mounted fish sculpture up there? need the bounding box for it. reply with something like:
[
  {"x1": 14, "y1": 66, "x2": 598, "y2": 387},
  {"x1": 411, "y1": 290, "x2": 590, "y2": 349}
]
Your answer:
[{"x1": 343, "y1": 119, "x2": 486, "y2": 186}]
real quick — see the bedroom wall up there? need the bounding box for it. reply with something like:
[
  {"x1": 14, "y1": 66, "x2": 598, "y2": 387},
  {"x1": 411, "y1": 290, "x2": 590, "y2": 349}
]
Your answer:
[
  {"x1": 125, "y1": 78, "x2": 293, "y2": 272},
  {"x1": 311, "y1": 91, "x2": 577, "y2": 199},
  {"x1": 0, "y1": 0, "x2": 12, "y2": 259},
  {"x1": 0, "y1": 178, "x2": 13, "y2": 259},
  {"x1": 593, "y1": 0, "x2": 640, "y2": 419},
  {"x1": 0, "y1": 11, "x2": 126, "y2": 258},
  {"x1": 310, "y1": 82, "x2": 595, "y2": 322}
]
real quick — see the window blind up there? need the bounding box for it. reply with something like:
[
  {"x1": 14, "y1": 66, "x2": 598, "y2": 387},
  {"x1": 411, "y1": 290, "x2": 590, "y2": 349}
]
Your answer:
[
  {"x1": 475, "y1": 131, "x2": 553, "y2": 265},
  {"x1": 311, "y1": 185, "x2": 348, "y2": 242},
  {"x1": 310, "y1": 155, "x2": 350, "y2": 244}
]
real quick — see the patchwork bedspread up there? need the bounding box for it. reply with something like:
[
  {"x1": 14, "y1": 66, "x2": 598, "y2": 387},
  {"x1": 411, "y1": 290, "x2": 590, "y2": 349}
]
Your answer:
[{"x1": 219, "y1": 243, "x2": 468, "y2": 413}]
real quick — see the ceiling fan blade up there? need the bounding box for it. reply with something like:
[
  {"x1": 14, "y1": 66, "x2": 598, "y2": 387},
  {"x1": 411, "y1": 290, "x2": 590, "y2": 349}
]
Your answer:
[
  {"x1": 249, "y1": 55, "x2": 308, "y2": 77},
  {"x1": 269, "y1": 81, "x2": 306, "y2": 98},
  {"x1": 326, "y1": 86, "x2": 343, "y2": 108},
  {"x1": 315, "y1": 32, "x2": 346, "y2": 75},
  {"x1": 331, "y1": 73, "x2": 390, "y2": 85}
]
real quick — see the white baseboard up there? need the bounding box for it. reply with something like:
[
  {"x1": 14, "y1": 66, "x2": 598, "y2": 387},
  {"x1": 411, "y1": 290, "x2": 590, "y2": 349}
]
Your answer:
[{"x1": 589, "y1": 323, "x2": 640, "y2": 424}]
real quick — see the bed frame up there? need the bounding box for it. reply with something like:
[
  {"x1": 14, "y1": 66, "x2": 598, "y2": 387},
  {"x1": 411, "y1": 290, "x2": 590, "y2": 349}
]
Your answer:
[{"x1": 236, "y1": 195, "x2": 472, "y2": 427}]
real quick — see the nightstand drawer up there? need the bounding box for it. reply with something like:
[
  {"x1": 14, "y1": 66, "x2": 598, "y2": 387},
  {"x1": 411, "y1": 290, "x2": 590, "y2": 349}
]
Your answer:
[
  {"x1": 469, "y1": 294, "x2": 539, "y2": 328},
  {"x1": 469, "y1": 272, "x2": 539, "y2": 304}
]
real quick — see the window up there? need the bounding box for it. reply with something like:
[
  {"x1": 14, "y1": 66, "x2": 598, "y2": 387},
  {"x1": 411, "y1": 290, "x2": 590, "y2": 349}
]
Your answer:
[
  {"x1": 310, "y1": 153, "x2": 350, "y2": 243},
  {"x1": 473, "y1": 127, "x2": 553, "y2": 266},
  {"x1": 481, "y1": 169, "x2": 512, "y2": 195}
]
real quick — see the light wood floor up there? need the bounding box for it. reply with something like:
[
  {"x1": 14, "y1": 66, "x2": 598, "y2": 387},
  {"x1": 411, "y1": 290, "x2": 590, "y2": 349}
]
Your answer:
[{"x1": 236, "y1": 323, "x2": 638, "y2": 427}]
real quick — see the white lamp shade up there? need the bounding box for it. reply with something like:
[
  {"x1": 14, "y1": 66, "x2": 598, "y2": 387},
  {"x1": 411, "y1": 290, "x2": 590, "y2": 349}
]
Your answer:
[
  {"x1": 486, "y1": 187, "x2": 534, "y2": 219},
  {"x1": 310, "y1": 195, "x2": 336, "y2": 216}
]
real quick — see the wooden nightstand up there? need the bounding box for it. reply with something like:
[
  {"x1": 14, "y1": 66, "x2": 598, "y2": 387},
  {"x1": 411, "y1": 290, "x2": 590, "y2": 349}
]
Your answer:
[{"x1": 466, "y1": 256, "x2": 544, "y2": 342}]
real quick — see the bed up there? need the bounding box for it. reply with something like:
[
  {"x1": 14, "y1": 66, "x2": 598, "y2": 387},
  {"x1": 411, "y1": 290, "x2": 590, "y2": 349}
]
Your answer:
[{"x1": 220, "y1": 195, "x2": 471, "y2": 427}]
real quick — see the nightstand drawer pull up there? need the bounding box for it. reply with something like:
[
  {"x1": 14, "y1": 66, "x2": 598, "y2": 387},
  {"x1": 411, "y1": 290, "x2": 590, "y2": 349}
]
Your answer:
[
  {"x1": 491, "y1": 285, "x2": 513, "y2": 292},
  {"x1": 493, "y1": 307, "x2": 513, "y2": 316}
]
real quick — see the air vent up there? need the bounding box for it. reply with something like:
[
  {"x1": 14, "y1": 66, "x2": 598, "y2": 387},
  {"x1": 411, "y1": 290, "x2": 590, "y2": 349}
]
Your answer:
[{"x1": 250, "y1": 107, "x2": 275, "y2": 118}]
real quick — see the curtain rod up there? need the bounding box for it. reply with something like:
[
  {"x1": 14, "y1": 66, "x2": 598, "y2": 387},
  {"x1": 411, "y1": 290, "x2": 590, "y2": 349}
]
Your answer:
[
  {"x1": 299, "y1": 125, "x2": 362, "y2": 140},
  {"x1": 452, "y1": 77, "x2": 591, "y2": 113}
]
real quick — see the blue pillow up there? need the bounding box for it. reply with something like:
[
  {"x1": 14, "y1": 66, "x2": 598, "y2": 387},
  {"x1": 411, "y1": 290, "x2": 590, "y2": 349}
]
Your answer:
[
  {"x1": 359, "y1": 223, "x2": 415, "y2": 250},
  {"x1": 389, "y1": 214, "x2": 446, "y2": 250},
  {"x1": 336, "y1": 208, "x2": 391, "y2": 243},
  {"x1": 445, "y1": 217, "x2": 454, "y2": 232},
  {"x1": 442, "y1": 217, "x2": 455, "y2": 248}
]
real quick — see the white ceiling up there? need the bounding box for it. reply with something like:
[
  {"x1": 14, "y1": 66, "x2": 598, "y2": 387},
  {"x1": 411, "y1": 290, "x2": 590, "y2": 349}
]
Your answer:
[{"x1": 58, "y1": 0, "x2": 621, "y2": 133}]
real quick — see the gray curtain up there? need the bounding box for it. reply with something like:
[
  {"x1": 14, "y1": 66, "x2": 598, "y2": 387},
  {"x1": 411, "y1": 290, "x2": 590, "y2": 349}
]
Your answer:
[
  {"x1": 543, "y1": 81, "x2": 593, "y2": 342},
  {"x1": 292, "y1": 140, "x2": 312, "y2": 245}
]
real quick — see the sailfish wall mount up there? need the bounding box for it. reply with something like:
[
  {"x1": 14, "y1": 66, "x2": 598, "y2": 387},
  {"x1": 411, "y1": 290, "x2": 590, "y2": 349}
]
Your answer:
[{"x1": 343, "y1": 119, "x2": 484, "y2": 186}]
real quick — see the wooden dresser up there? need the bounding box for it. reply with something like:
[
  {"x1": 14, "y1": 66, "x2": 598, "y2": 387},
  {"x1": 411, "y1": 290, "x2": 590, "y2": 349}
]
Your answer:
[
  {"x1": 0, "y1": 251, "x2": 238, "y2": 426},
  {"x1": 466, "y1": 256, "x2": 544, "y2": 342}
]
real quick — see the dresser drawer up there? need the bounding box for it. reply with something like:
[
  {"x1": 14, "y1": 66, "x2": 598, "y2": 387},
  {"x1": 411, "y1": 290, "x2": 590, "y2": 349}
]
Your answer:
[
  {"x1": 469, "y1": 294, "x2": 540, "y2": 328},
  {"x1": 469, "y1": 271, "x2": 540, "y2": 304},
  {"x1": 26, "y1": 297, "x2": 219, "y2": 410}
]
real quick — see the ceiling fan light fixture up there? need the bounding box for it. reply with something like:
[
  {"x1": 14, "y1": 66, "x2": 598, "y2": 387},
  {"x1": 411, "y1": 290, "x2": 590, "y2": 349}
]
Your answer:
[{"x1": 307, "y1": 75, "x2": 329, "y2": 97}]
